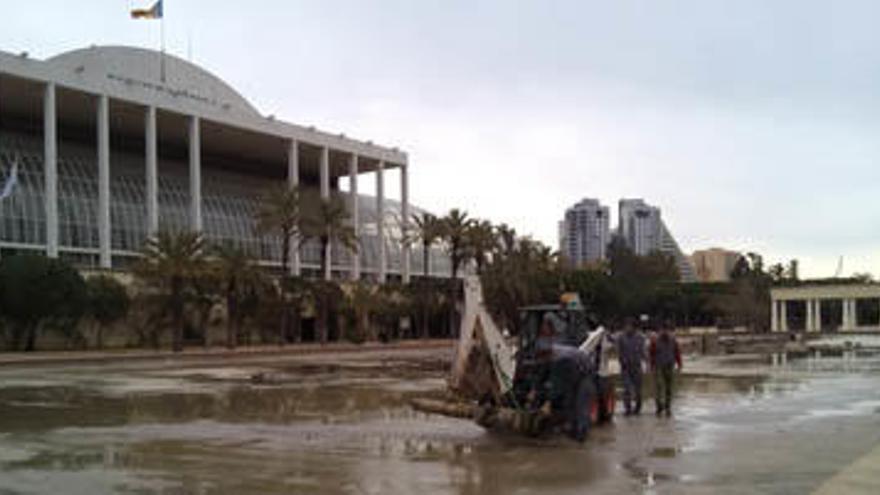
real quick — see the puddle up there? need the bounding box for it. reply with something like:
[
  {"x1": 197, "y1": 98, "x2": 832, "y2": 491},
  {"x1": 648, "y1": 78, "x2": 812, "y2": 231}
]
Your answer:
[{"x1": 0, "y1": 353, "x2": 878, "y2": 494}]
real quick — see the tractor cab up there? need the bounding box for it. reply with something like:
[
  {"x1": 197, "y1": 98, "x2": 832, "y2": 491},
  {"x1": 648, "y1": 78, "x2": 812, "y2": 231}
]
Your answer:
[{"x1": 509, "y1": 294, "x2": 602, "y2": 421}]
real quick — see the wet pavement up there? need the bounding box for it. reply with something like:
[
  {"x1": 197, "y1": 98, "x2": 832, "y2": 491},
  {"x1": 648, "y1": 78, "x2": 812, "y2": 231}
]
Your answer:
[{"x1": 0, "y1": 349, "x2": 879, "y2": 494}]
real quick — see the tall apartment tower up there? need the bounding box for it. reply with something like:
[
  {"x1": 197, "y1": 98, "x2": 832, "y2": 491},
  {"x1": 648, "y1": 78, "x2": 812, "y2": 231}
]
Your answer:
[
  {"x1": 618, "y1": 199, "x2": 662, "y2": 256},
  {"x1": 560, "y1": 198, "x2": 610, "y2": 266},
  {"x1": 618, "y1": 199, "x2": 697, "y2": 282}
]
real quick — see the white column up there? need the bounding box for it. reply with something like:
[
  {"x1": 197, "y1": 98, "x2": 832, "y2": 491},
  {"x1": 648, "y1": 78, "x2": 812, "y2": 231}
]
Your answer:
[
  {"x1": 287, "y1": 139, "x2": 300, "y2": 276},
  {"x1": 780, "y1": 300, "x2": 788, "y2": 332},
  {"x1": 349, "y1": 154, "x2": 360, "y2": 280},
  {"x1": 400, "y1": 162, "x2": 411, "y2": 284},
  {"x1": 815, "y1": 299, "x2": 822, "y2": 332},
  {"x1": 145, "y1": 106, "x2": 159, "y2": 236},
  {"x1": 320, "y1": 146, "x2": 331, "y2": 280},
  {"x1": 806, "y1": 300, "x2": 814, "y2": 332},
  {"x1": 44, "y1": 82, "x2": 58, "y2": 258},
  {"x1": 97, "y1": 94, "x2": 111, "y2": 268},
  {"x1": 188, "y1": 116, "x2": 202, "y2": 232},
  {"x1": 376, "y1": 160, "x2": 386, "y2": 283},
  {"x1": 771, "y1": 299, "x2": 779, "y2": 332},
  {"x1": 849, "y1": 299, "x2": 858, "y2": 329}
]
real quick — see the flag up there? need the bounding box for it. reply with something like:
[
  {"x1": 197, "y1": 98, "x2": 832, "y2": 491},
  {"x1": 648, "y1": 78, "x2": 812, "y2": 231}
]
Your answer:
[
  {"x1": 131, "y1": 0, "x2": 163, "y2": 20},
  {"x1": 0, "y1": 160, "x2": 18, "y2": 200}
]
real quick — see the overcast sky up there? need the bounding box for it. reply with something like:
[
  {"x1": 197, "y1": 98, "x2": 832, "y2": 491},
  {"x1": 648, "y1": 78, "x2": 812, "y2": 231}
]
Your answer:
[{"x1": 3, "y1": 1, "x2": 879, "y2": 278}]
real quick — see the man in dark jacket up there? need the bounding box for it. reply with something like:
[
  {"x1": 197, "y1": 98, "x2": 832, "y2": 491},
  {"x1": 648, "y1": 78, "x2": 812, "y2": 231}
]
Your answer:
[
  {"x1": 549, "y1": 343, "x2": 596, "y2": 442},
  {"x1": 650, "y1": 321, "x2": 682, "y2": 417},
  {"x1": 616, "y1": 318, "x2": 646, "y2": 415}
]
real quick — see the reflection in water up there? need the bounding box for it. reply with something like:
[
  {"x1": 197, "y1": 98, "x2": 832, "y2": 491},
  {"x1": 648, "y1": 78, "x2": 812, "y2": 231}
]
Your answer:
[{"x1": 0, "y1": 353, "x2": 879, "y2": 494}]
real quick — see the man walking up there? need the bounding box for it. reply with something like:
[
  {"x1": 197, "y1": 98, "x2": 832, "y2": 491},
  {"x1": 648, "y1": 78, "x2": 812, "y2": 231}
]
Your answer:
[
  {"x1": 616, "y1": 318, "x2": 646, "y2": 415},
  {"x1": 650, "y1": 320, "x2": 682, "y2": 417}
]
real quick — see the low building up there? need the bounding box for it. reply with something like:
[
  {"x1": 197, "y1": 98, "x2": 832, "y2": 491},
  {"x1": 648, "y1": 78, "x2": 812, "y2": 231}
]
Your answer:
[
  {"x1": 770, "y1": 284, "x2": 880, "y2": 332},
  {"x1": 692, "y1": 248, "x2": 741, "y2": 282}
]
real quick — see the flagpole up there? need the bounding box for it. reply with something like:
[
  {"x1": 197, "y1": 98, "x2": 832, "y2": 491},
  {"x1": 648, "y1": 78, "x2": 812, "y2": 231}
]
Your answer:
[{"x1": 160, "y1": 9, "x2": 166, "y2": 83}]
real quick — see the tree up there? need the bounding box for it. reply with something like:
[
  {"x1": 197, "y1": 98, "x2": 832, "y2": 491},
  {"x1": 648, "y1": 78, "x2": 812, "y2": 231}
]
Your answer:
[
  {"x1": 465, "y1": 219, "x2": 496, "y2": 274},
  {"x1": 767, "y1": 263, "x2": 785, "y2": 282},
  {"x1": 0, "y1": 255, "x2": 87, "y2": 351},
  {"x1": 412, "y1": 212, "x2": 443, "y2": 277},
  {"x1": 254, "y1": 185, "x2": 304, "y2": 345},
  {"x1": 86, "y1": 275, "x2": 130, "y2": 350},
  {"x1": 134, "y1": 230, "x2": 208, "y2": 352},
  {"x1": 302, "y1": 193, "x2": 358, "y2": 281},
  {"x1": 344, "y1": 281, "x2": 378, "y2": 343},
  {"x1": 440, "y1": 208, "x2": 473, "y2": 279},
  {"x1": 495, "y1": 223, "x2": 518, "y2": 257},
  {"x1": 254, "y1": 185, "x2": 302, "y2": 275},
  {"x1": 480, "y1": 233, "x2": 561, "y2": 333},
  {"x1": 211, "y1": 244, "x2": 265, "y2": 349}
]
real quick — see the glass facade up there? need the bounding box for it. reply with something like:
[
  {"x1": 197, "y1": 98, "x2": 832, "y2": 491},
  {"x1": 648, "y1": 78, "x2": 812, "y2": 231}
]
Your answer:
[{"x1": 0, "y1": 130, "x2": 448, "y2": 276}]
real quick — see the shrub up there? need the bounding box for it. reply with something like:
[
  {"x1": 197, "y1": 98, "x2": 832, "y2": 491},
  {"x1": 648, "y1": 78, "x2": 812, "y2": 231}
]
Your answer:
[
  {"x1": 0, "y1": 254, "x2": 87, "y2": 351},
  {"x1": 86, "y1": 275, "x2": 131, "y2": 349}
]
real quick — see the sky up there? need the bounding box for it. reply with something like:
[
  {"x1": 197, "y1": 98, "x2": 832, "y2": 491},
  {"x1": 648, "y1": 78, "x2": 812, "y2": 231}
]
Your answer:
[{"x1": 2, "y1": 0, "x2": 879, "y2": 278}]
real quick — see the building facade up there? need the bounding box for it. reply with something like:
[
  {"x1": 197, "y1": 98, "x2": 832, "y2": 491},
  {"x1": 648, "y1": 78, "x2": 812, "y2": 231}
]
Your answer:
[
  {"x1": 0, "y1": 46, "x2": 420, "y2": 281},
  {"x1": 618, "y1": 198, "x2": 662, "y2": 256},
  {"x1": 692, "y1": 248, "x2": 740, "y2": 282},
  {"x1": 771, "y1": 284, "x2": 880, "y2": 333},
  {"x1": 617, "y1": 198, "x2": 696, "y2": 282},
  {"x1": 560, "y1": 198, "x2": 610, "y2": 267}
]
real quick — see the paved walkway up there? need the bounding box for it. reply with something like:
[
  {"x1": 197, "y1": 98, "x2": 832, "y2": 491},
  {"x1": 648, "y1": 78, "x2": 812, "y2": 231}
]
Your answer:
[
  {"x1": 813, "y1": 441, "x2": 880, "y2": 494},
  {"x1": 0, "y1": 339, "x2": 456, "y2": 367}
]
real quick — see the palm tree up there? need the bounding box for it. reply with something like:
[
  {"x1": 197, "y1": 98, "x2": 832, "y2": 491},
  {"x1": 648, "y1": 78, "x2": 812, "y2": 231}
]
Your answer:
[
  {"x1": 495, "y1": 223, "x2": 517, "y2": 257},
  {"x1": 440, "y1": 208, "x2": 473, "y2": 279},
  {"x1": 465, "y1": 219, "x2": 496, "y2": 274},
  {"x1": 346, "y1": 281, "x2": 378, "y2": 342},
  {"x1": 302, "y1": 194, "x2": 358, "y2": 343},
  {"x1": 254, "y1": 185, "x2": 303, "y2": 345},
  {"x1": 412, "y1": 212, "x2": 443, "y2": 277},
  {"x1": 135, "y1": 230, "x2": 207, "y2": 352},
  {"x1": 302, "y1": 194, "x2": 358, "y2": 281},
  {"x1": 254, "y1": 185, "x2": 302, "y2": 275},
  {"x1": 211, "y1": 243, "x2": 264, "y2": 349}
]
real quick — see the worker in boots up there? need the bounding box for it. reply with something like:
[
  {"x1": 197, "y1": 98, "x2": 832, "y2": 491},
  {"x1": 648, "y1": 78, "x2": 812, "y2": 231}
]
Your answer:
[
  {"x1": 616, "y1": 317, "x2": 646, "y2": 416},
  {"x1": 650, "y1": 320, "x2": 682, "y2": 417},
  {"x1": 550, "y1": 343, "x2": 595, "y2": 442}
]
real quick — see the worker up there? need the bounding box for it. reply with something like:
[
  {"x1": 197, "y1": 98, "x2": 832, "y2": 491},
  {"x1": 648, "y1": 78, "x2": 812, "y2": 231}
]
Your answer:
[
  {"x1": 594, "y1": 326, "x2": 615, "y2": 423},
  {"x1": 550, "y1": 343, "x2": 595, "y2": 442},
  {"x1": 616, "y1": 317, "x2": 646, "y2": 415},
  {"x1": 650, "y1": 320, "x2": 682, "y2": 417}
]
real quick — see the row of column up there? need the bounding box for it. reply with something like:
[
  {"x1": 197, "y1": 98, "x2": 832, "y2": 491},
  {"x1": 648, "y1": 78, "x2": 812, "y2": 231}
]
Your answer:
[
  {"x1": 771, "y1": 298, "x2": 863, "y2": 332},
  {"x1": 38, "y1": 83, "x2": 410, "y2": 282}
]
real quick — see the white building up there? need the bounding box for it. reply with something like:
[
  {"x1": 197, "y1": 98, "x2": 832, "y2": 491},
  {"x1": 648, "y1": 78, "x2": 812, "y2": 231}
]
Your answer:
[
  {"x1": 0, "y1": 45, "x2": 419, "y2": 281},
  {"x1": 618, "y1": 198, "x2": 696, "y2": 282},
  {"x1": 560, "y1": 198, "x2": 610, "y2": 266}
]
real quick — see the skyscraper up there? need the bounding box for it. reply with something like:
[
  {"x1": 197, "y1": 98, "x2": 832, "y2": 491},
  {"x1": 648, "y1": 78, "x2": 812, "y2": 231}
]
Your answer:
[
  {"x1": 560, "y1": 198, "x2": 610, "y2": 266},
  {"x1": 618, "y1": 199, "x2": 662, "y2": 256},
  {"x1": 617, "y1": 199, "x2": 696, "y2": 282}
]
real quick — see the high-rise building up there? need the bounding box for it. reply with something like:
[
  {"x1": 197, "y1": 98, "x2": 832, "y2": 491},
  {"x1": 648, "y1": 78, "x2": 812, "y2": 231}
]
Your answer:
[
  {"x1": 618, "y1": 199, "x2": 662, "y2": 256},
  {"x1": 560, "y1": 198, "x2": 610, "y2": 266},
  {"x1": 692, "y1": 248, "x2": 741, "y2": 282},
  {"x1": 617, "y1": 199, "x2": 696, "y2": 282}
]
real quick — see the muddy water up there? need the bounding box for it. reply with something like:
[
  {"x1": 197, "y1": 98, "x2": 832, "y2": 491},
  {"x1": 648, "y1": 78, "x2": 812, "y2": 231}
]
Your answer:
[{"x1": 0, "y1": 351, "x2": 879, "y2": 494}]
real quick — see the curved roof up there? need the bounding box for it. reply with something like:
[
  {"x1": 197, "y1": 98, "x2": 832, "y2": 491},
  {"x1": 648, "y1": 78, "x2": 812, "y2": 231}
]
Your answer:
[{"x1": 46, "y1": 45, "x2": 261, "y2": 119}]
